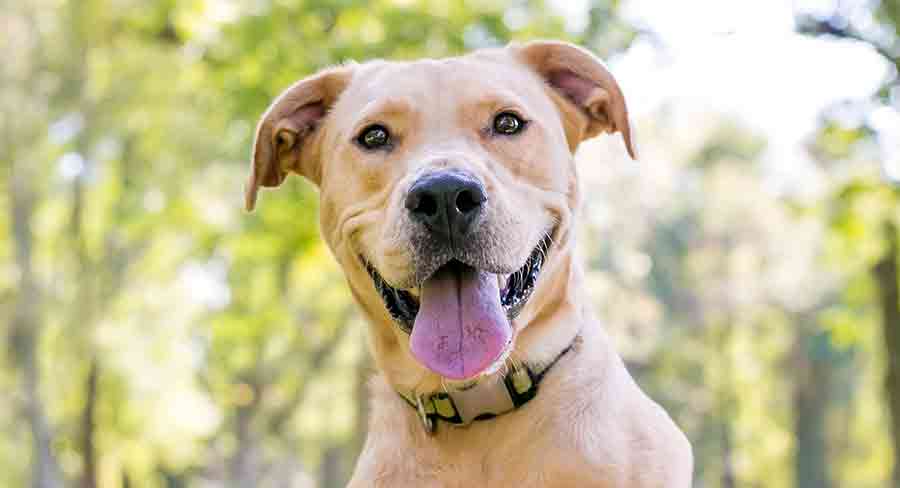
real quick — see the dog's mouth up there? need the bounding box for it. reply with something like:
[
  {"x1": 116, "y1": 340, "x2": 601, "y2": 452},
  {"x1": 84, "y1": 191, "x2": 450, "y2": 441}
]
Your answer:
[{"x1": 363, "y1": 233, "x2": 552, "y2": 379}]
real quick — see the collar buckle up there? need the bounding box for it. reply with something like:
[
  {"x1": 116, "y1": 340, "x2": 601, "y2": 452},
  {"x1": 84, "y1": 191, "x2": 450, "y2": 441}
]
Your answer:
[{"x1": 415, "y1": 394, "x2": 436, "y2": 435}]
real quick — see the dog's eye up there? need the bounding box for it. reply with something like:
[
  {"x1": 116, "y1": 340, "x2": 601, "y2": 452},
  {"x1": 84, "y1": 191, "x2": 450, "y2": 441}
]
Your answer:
[
  {"x1": 493, "y1": 112, "x2": 526, "y2": 135},
  {"x1": 357, "y1": 124, "x2": 391, "y2": 150}
]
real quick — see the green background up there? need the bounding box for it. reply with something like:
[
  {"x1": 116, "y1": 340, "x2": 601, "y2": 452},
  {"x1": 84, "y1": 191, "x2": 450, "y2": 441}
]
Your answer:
[{"x1": 2, "y1": 0, "x2": 899, "y2": 486}]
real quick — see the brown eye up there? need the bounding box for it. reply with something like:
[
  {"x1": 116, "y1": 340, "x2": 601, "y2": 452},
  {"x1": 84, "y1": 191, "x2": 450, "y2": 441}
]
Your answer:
[
  {"x1": 493, "y1": 112, "x2": 526, "y2": 135},
  {"x1": 358, "y1": 124, "x2": 391, "y2": 150}
]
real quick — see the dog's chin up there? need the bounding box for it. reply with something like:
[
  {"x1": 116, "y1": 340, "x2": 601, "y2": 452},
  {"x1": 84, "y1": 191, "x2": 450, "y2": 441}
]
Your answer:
[{"x1": 363, "y1": 232, "x2": 553, "y2": 380}]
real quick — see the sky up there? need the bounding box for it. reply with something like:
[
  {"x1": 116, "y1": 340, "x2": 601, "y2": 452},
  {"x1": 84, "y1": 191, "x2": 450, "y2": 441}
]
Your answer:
[{"x1": 552, "y1": 0, "x2": 898, "y2": 185}]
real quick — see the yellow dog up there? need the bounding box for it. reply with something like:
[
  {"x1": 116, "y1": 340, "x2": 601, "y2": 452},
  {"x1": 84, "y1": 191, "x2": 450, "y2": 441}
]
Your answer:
[{"x1": 246, "y1": 40, "x2": 692, "y2": 487}]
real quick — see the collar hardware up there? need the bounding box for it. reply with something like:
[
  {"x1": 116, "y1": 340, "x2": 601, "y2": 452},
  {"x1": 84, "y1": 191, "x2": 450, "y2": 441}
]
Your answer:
[
  {"x1": 415, "y1": 394, "x2": 436, "y2": 435},
  {"x1": 399, "y1": 340, "x2": 575, "y2": 434}
]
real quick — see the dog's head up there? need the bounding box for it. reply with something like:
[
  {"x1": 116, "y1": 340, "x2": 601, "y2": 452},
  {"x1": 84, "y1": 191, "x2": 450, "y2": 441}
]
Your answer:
[{"x1": 246, "y1": 41, "x2": 634, "y2": 388}]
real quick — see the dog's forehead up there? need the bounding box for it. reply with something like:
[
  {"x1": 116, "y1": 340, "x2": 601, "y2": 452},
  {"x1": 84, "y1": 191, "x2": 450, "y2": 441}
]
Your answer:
[{"x1": 340, "y1": 52, "x2": 545, "y2": 112}]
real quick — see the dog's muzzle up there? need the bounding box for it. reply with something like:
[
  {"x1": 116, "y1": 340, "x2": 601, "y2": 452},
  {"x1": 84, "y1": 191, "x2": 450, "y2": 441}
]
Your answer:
[{"x1": 361, "y1": 169, "x2": 554, "y2": 380}]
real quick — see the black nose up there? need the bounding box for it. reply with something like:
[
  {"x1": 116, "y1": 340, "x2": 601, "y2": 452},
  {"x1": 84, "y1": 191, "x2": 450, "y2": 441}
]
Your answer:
[{"x1": 405, "y1": 170, "x2": 487, "y2": 243}]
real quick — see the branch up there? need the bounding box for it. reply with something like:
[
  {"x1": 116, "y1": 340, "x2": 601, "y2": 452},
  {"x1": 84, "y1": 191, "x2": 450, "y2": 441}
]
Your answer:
[{"x1": 796, "y1": 16, "x2": 900, "y2": 71}]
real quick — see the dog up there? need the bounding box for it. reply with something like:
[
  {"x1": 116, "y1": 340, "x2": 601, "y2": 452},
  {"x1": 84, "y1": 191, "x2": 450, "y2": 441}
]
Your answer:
[{"x1": 245, "y1": 40, "x2": 692, "y2": 487}]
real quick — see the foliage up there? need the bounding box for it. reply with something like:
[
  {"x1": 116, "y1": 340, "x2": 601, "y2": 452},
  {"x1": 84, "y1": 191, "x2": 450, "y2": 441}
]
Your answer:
[{"x1": 1, "y1": 0, "x2": 898, "y2": 487}]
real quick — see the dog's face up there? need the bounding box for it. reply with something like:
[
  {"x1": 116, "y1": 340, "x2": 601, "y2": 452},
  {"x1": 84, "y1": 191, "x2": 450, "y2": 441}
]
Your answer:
[{"x1": 246, "y1": 41, "x2": 634, "y2": 387}]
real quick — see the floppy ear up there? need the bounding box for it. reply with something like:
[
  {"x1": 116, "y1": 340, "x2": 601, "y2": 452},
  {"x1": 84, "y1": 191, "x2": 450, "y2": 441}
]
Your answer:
[
  {"x1": 512, "y1": 40, "x2": 635, "y2": 159},
  {"x1": 246, "y1": 65, "x2": 354, "y2": 211}
]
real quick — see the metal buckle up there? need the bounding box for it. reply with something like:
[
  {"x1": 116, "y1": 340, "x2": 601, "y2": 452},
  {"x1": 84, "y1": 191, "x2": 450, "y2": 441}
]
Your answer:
[{"x1": 415, "y1": 395, "x2": 436, "y2": 435}]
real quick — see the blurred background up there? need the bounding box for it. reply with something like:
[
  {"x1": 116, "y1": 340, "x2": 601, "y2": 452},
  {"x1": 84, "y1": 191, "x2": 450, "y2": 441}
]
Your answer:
[{"x1": 2, "y1": 0, "x2": 899, "y2": 487}]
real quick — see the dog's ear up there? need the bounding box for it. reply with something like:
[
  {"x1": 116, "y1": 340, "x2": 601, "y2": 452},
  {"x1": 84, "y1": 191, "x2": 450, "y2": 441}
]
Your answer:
[
  {"x1": 512, "y1": 41, "x2": 635, "y2": 159},
  {"x1": 246, "y1": 65, "x2": 354, "y2": 211}
]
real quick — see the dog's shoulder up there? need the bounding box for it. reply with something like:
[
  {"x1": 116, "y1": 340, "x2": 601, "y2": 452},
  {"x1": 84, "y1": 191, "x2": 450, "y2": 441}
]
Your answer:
[{"x1": 523, "y1": 335, "x2": 693, "y2": 487}]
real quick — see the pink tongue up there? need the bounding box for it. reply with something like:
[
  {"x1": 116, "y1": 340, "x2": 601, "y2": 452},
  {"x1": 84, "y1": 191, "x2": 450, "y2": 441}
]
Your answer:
[{"x1": 410, "y1": 266, "x2": 510, "y2": 380}]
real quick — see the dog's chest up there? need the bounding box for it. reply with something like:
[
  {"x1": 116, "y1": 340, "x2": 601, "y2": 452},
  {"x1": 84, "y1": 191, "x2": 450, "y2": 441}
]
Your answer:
[
  {"x1": 351, "y1": 399, "x2": 627, "y2": 488},
  {"x1": 354, "y1": 439, "x2": 620, "y2": 488}
]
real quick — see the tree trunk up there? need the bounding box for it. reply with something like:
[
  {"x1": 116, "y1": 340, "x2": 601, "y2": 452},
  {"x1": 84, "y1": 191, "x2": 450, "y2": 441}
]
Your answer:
[
  {"x1": 874, "y1": 220, "x2": 900, "y2": 487},
  {"x1": 80, "y1": 359, "x2": 99, "y2": 488},
  {"x1": 793, "y1": 326, "x2": 833, "y2": 488},
  {"x1": 714, "y1": 321, "x2": 737, "y2": 488},
  {"x1": 231, "y1": 406, "x2": 256, "y2": 487},
  {"x1": 720, "y1": 421, "x2": 736, "y2": 488},
  {"x1": 230, "y1": 378, "x2": 262, "y2": 488},
  {"x1": 319, "y1": 445, "x2": 344, "y2": 488},
  {"x1": 10, "y1": 164, "x2": 64, "y2": 488},
  {"x1": 351, "y1": 337, "x2": 371, "y2": 464}
]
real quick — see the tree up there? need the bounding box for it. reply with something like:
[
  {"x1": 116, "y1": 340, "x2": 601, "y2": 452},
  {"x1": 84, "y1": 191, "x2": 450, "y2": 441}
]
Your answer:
[
  {"x1": 798, "y1": 1, "x2": 900, "y2": 482},
  {"x1": 1, "y1": 1, "x2": 634, "y2": 486}
]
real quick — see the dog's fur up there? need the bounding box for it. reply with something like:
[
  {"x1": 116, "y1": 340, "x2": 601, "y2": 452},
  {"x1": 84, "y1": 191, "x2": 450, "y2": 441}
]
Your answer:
[{"x1": 246, "y1": 41, "x2": 692, "y2": 487}]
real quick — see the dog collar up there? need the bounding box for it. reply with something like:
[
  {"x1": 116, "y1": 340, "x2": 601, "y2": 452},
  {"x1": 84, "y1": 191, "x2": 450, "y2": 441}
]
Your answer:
[{"x1": 397, "y1": 339, "x2": 576, "y2": 435}]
